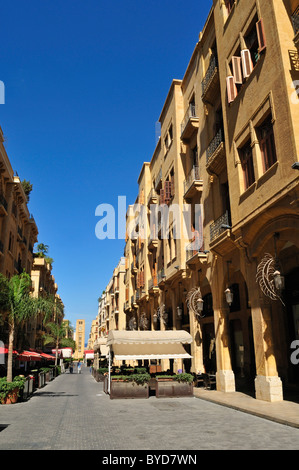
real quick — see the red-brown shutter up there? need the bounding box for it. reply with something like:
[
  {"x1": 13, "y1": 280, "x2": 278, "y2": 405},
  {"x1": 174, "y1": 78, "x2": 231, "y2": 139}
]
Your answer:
[
  {"x1": 226, "y1": 76, "x2": 237, "y2": 104},
  {"x1": 232, "y1": 56, "x2": 243, "y2": 84},
  {"x1": 241, "y1": 49, "x2": 253, "y2": 78},
  {"x1": 170, "y1": 174, "x2": 175, "y2": 198},
  {"x1": 137, "y1": 271, "x2": 140, "y2": 288},
  {"x1": 256, "y1": 18, "x2": 266, "y2": 53},
  {"x1": 164, "y1": 181, "x2": 172, "y2": 202}
]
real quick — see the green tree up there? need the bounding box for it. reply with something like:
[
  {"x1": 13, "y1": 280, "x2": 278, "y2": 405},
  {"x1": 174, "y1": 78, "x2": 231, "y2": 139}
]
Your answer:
[
  {"x1": 21, "y1": 180, "x2": 33, "y2": 201},
  {"x1": 35, "y1": 243, "x2": 54, "y2": 266},
  {"x1": 43, "y1": 322, "x2": 75, "y2": 365},
  {"x1": 36, "y1": 243, "x2": 49, "y2": 257},
  {"x1": 0, "y1": 273, "x2": 62, "y2": 382},
  {"x1": 0, "y1": 273, "x2": 41, "y2": 382}
]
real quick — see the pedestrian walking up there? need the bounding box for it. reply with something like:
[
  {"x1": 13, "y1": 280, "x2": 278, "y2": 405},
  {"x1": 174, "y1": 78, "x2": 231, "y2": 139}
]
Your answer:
[
  {"x1": 69, "y1": 362, "x2": 73, "y2": 374},
  {"x1": 77, "y1": 361, "x2": 82, "y2": 374}
]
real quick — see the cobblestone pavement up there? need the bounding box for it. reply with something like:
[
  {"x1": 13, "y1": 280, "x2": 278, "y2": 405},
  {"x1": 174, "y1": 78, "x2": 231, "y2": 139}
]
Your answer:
[{"x1": 0, "y1": 366, "x2": 299, "y2": 451}]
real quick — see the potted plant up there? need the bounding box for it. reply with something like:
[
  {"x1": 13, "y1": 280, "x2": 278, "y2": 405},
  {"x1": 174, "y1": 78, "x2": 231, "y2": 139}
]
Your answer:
[
  {"x1": 110, "y1": 373, "x2": 151, "y2": 399},
  {"x1": 155, "y1": 373, "x2": 194, "y2": 398},
  {"x1": 0, "y1": 376, "x2": 26, "y2": 404}
]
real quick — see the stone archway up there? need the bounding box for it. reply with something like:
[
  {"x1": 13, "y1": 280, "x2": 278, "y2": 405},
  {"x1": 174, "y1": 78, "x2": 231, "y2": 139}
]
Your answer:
[{"x1": 243, "y1": 216, "x2": 299, "y2": 401}]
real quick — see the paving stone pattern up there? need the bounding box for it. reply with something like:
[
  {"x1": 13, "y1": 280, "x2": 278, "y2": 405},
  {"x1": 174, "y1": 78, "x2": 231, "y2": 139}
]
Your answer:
[{"x1": 0, "y1": 366, "x2": 299, "y2": 450}]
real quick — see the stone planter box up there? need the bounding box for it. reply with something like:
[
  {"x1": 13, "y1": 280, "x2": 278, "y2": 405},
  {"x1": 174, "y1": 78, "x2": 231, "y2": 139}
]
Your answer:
[
  {"x1": 38, "y1": 372, "x2": 46, "y2": 388},
  {"x1": 156, "y1": 379, "x2": 193, "y2": 398},
  {"x1": 110, "y1": 380, "x2": 149, "y2": 399}
]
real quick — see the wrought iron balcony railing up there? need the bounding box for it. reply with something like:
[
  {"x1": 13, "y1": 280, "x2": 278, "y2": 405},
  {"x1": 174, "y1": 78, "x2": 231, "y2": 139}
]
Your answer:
[
  {"x1": 157, "y1": 268, "x2": 165, "y2": 284},
  {"x1": 186, "y1": 240, "x2": 206, "y2": 262},
  {"x1": 201, "y1": 54, "x2": 218, "y2": 97},
  {"x1": 206, "y1": 128, "x2": 225, "y2": 164},
  {"x1": 0, "y1": 194, "x2": 8, "y2": 212},
  {"x1": 210, "y1": 211, "x2": 230, "y2": 243},
  {"x1": 183, "y1": 165, "x2": 201, "y2": 196},
  {"x1": 292, "y1": 6, "x2": 299, "y2": 36},
  {"x1": 181, "y1": 104, "x2": 197, "y2": 136}
]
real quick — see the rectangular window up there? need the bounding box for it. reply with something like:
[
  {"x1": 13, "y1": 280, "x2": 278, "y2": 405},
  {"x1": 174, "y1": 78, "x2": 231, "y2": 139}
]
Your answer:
[
  {"x1": 225, "y1": 0, "x2": 234, "y2": 15},
  {"x1": 257, "y1": 115, "x2": 277, "y2": 172},
  {"x1": 240, "y1": 141, "x2": 255, "y2": 189}
]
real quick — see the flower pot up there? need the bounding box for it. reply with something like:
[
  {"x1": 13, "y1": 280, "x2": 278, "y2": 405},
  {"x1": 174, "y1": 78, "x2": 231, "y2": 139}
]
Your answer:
[{"x1": 1, "y1": 388, "x2": 19, "y2": 405}]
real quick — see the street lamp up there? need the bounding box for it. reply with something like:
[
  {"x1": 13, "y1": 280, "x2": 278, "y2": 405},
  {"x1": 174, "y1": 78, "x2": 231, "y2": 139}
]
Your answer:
[{"x1": 225, "y1": 260, "x2": 233, "y2": 306}]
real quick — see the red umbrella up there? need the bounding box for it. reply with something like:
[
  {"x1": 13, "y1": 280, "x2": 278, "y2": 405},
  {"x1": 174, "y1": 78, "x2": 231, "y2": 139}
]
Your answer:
[
  {"x1": 18, "y1": 350, "x2": 42, "y2": 361},
  {"x1": 0, "y1": 347, "x2": 18, "y2": 355}
]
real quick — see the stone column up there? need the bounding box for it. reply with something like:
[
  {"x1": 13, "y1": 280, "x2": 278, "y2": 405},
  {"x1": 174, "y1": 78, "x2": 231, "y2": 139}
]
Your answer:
[
  {"x1": 211, "y1": 256, "x2": 235, "y2": 392},
  {"x1": 246, "y1": 260, "x2": 283, "y2": 402}
]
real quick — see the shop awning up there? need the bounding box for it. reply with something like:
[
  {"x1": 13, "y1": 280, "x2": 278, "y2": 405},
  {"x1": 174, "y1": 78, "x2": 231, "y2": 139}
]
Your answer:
[
  {"x1": 94, "y1": 337, "x2": 109, "y2": 356},
  {"x1": 112, "y1": 343, "x2": 192, "y2": 361},
  {"x1": 107, "y1": 330, "x2": 193, "y2": 361},
  {"x1": 107, "y1": 330, "x2": 193, "y2": 346},
  {"x1": 100, "y1": 345, "x2": 110, "y2": 357}
]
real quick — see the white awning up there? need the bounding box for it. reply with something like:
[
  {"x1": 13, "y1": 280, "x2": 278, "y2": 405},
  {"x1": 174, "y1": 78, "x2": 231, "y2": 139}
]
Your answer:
[
  {"x1": 107, "y1": 330, "x2": 193, "y2": 346},
  {"x1": 100, "y1": 345, "x2": 110, "y2": 357},
  {"x1": 112, "y1": 343, "x2": 192, "y2": 361}
]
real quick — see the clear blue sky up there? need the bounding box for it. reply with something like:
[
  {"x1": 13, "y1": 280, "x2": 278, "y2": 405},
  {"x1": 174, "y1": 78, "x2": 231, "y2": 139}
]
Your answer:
[{"x1": 0, "y1": 0, "x2": 212, "y2": 342}]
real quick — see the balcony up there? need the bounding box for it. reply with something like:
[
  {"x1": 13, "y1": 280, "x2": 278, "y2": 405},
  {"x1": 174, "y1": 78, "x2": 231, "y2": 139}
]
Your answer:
[
  {"x1": 183, "y1": 166, "x2": 203, "y2": 200},
  {"x1": 0, "y1": 194, "x2": 8, "y2": 216},
  {"x1": 180, "y1": 104, "x2": 199, "y2": 141},
  {"x1": 186, "y1": 241, "x2": 208, "y2": 265},
  {"x1": 148, "y1": 224, "x2": 158, "y2": 251},
  {"x1": 154, "y1": 168, "x2": 162, "y2": 190},
  {"x1": 206, "y1": 128, "x2": 226, "y2": 176},
  {"x1": 209, "y1": 211, "x2": 235, "y2": 255},
  {"x1": 201, "y1": 54, "x2": 219, "y2": 104},
  {"x1": 131, "y1": 258, "x2": 138, "y2": 275},
  {"x1": 157, "y1": 268, "x2": 166, "y2": 285},
  {"x1": 147, "y1": 188, "x2": 158, "y2": 207},
  {"x1": 131, "y1": 294, "x2": 137, "y2": 308},
  {"x1": 148, "y1": 274, "x2": 159, "y2": 294}
]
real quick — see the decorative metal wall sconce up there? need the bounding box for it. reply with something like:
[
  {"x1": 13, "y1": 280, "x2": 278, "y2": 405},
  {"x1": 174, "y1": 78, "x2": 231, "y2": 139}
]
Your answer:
[
  {"x1": 139, "y1": 312, "x2": 149, "y2": 330},
  {"x1": 186, "y1": 287, "x2": 204, "y2": 318},
  {"x1": 128, "y1": 316, "x2": 137, "y2": 330},
  {"x1": 256, "y1": 233, "x2": 285, "y2": 306},
  {"x1": 153, "y1": 304, "x2": 168, "y2": 326}
]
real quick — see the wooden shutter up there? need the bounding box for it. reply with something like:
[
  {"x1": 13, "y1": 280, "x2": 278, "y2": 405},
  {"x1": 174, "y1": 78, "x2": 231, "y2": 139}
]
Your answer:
[
  {"x1": 241, "y1": 49, "x2": 253, "y2": 78},
  {"x1": 141, "y1": 270, "x2": 144, "y2": 287},
  {"x1": 256, "y1": 18, "x2": 266, "y2": 53},
  {"x1": 170, "y1": 174, "x2": 175, "y2": 198},
  {"x1": 164, "y1": 181, "x2": 172, "y2": 202},
  {"x1": 232, "y1": 56, "x2": 243, "y2": 84},
  {"x1": 160, "y1": 188, "x2": 165, "y2": 205},
  {"x1": 137, "y1": 271, "x2": 140, "y2": 288},
  {"x1": 226, "y1": 76, "x2": 237, "y2": 104}
]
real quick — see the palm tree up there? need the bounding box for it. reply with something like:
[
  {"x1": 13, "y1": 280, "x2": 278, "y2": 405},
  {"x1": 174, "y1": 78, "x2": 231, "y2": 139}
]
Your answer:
[
  {"x1": 0, "y1": 272, "x2": 40, "y2": 382},
  {"x1": 0, "y1": 273, "x2": 62, "y2": 382},
  {"x1": 43, "y1": 322, "x2": 75, "y2": 365}
]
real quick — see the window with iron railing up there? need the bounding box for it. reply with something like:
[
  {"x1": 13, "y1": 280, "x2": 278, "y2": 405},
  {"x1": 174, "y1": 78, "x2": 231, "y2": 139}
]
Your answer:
[
  {"x1": 210, "y1": 211, "x2": 230, "y2": 243},
  {"x1": 292, "y1": 6, "x2": 299, "y2": 36},
  {"x1": 181, "y1": 103, "x2": 197, "y2": 136},
  {"x1": 206, "y1": 128, "x2": 225, "y2": 164},
  {"x1": 202, "y1": 54, "x2": 218, "y2": 97}
]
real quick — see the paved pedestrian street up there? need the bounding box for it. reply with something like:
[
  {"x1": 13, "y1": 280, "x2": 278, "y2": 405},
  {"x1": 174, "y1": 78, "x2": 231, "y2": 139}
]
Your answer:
[{"x1": 0, "y1": 366, "x2": 299, "y2": 451}]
